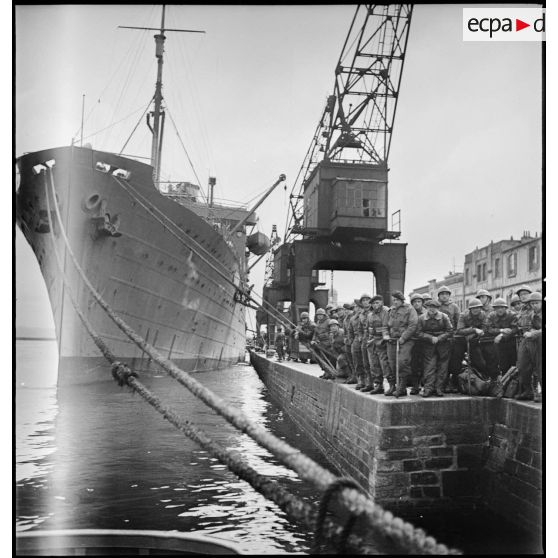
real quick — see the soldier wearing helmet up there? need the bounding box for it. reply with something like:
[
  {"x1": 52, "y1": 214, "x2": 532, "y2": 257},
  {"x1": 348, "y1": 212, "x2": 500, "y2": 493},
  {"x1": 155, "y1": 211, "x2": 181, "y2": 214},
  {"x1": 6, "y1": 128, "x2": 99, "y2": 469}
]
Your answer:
[
  {"x1": 347, "y1": 299, "x2": 366, "y2": 390},
  {"x1": 516, "y1": 285, "x2": 533, "y2": 309},
  {"x1": 516, "y1": 292, "x2": 543, "y2": 401},
  {"x1": 476, "y1": 289, "x2": 493, "y2": 314},
  {"x1": 328, "y1": 318, "x2": 350, "y2": 379},
  {"x1": 484, "y1": 298, "x2": 518, "y2": 377},
  {"x1": 325, "y1": 303, "x2": 335, "y2": 318},
  {"x1": 312, "y1": 308, "x2": 335, "y2": 379},
  {"x1": 294, "y1": 310, "x2": 315, "y2": 364},
  {"x1": 365, "y1": 295, "x2": 392, "y2": 395},
  {"x1": 437, "y1": 286, "x2": 461, "y2": 393},
  {"x1": 357, "y1": 293, "x2": 375, "y2": 391},
  {"x1": 454, "y1": 298, "x2": 490, "y2": 376},
  {"x1": 409, "y1": 293, "x2": 427, "y2": 394},
  {"x1": 416, "y1": 299, "x2": 453, "y2": 397},
  {"x1": 422, "y1": 293, "x2": 432, "y2": 303},
  {"x1": 382, "y1": 291, "x2": 418, "y2": 397},
  {"x1": 510, "y1": 294, "x2": 522, "y2": 314},
  {"x1": 275, "y1": 327, "x2": 285, "y2": 362},
  {"x1": 341, "y1": 303, "x2": 357, "y2": 383}
]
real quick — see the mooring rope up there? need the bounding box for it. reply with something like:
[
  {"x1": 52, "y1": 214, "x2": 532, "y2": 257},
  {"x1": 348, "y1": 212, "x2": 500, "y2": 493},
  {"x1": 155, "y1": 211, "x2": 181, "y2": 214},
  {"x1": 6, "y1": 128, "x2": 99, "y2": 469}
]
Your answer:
[
  {"x1": 43, "y1": 177, "x2": 368, "y2": 554},
  {"x1": 44, "y1": 168, "x2": 460, "y2": 554}
]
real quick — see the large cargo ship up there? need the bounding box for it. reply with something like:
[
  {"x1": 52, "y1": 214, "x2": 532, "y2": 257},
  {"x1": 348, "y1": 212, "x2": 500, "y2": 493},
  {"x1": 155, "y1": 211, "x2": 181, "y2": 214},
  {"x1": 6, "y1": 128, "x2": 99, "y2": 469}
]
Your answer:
[{"x1": 16, "y1": 8, "x2": 265, "y2": 385}]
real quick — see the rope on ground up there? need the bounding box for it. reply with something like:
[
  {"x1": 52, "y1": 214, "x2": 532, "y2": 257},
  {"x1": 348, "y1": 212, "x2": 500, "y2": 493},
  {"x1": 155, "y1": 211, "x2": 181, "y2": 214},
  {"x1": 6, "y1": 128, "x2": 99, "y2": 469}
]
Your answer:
[
  {"x1": 45, "y1": 168, "x2": 460, "y2": 555},
  {"x1": 43, "y1": 182, "x2": 367, "y2": 554}
]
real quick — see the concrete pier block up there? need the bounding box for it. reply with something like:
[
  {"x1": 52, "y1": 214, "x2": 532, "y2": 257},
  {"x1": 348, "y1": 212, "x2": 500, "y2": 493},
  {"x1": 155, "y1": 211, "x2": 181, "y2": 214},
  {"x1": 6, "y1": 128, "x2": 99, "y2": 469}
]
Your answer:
[{"x1": 250, "y1": 352, "x2": 542, "y2": 533}]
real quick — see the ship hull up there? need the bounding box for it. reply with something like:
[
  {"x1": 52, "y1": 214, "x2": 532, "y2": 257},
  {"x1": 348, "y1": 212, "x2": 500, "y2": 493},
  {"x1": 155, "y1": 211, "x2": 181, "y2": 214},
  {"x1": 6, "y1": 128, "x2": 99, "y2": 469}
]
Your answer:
[{"x1": 16, "y1": 146, "x2": 246, "y2": 386}]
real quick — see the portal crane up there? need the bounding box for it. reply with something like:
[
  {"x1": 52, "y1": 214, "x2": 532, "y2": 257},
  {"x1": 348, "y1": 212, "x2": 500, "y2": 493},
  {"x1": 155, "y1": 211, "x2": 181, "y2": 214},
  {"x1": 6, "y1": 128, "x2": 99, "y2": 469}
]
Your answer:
[{"x1": 265, "y1": 4, "x2": 413, "y2": 325}]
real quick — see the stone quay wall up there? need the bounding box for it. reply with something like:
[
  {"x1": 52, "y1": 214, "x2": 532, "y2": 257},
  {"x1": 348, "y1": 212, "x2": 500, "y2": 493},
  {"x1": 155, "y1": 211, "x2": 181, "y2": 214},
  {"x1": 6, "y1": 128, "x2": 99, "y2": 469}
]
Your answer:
[{"x1": 250, "y1": 352, "x2": 542, "y2": 532}]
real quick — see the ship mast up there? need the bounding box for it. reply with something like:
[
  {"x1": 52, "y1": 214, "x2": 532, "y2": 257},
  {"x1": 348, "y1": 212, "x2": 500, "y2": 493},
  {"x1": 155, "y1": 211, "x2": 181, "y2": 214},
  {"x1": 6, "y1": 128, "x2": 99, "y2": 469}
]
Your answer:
[{"x1": 119, "y1": 6, "x2": 205, "y2": 187}]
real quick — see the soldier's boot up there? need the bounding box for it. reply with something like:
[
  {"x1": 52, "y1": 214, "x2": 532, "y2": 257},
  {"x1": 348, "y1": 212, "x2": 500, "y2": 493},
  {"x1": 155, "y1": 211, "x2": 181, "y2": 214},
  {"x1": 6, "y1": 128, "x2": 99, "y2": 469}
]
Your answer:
[
  {"x1": 409, "y1": 378, "x2": 420, "y2": 395},
  {"x1": 384, "y1": 382, "x2": 396, "y2": 396},
  {"x1": 369, "y1": 382, "x2": 384, "y2": 395},
  {"x1": 394, "y1": 377, "x2": 408, "y2": 398}
]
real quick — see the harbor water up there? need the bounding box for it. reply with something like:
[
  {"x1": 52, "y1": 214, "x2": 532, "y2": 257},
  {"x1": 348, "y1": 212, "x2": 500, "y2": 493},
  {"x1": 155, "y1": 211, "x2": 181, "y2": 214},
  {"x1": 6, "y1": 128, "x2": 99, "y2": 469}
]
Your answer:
[{"x1": 16, "y1": 340, "x2": 541, "y2": 554}]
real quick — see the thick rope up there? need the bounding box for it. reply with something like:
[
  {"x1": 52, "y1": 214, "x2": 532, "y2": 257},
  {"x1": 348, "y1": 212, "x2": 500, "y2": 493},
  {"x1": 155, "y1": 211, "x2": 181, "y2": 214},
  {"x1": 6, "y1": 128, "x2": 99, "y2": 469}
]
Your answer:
[
  {"x1": 43, "y1": 184, "x2": 367, "y2": 553},
  {"x1": 45, "y1": 168, "x2": 460, "y2": 554}
]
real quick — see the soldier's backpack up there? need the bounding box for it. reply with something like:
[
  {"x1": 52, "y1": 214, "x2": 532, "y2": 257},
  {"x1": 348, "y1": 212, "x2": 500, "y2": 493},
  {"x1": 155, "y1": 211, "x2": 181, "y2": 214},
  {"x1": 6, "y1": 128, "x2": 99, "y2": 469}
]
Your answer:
[{"x1": 458, "y1": 365, "x2": 491, "y2": 396}]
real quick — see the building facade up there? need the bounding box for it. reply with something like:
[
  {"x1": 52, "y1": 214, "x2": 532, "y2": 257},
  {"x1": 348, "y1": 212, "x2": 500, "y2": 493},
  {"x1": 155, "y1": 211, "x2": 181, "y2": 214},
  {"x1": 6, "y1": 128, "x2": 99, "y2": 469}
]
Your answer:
[{"x1": 412, "y1": 232, "x2": 543, "y2": 308}]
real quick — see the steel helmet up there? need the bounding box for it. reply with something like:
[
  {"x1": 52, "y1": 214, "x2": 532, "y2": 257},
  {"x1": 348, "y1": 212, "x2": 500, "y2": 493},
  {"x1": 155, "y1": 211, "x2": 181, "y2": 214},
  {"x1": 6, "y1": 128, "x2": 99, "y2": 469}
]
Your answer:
[
  {"x1": 476, "y1": 289, "x2": 491, "y2": 298},
  {"x1": 326, "y1": 304, "x2": 334, "y2": 310},
  {"x1": 528, "y1": 292, "x2": 542, "y2": 302},
  {"x1": 315, "y1": 308, "x2": 326, "y2": 316},
  {"x1": 359, "y1": 293, "x2": 372, "y2": 302},
  {"x1": 328, "y1": 319, "x2": 339, "y2": 327},
  {"x1": 510, "y1": 294, "x2": 521, "y2": 305},
  {"x1": 437, "y1": 286, "x2": 451, "y2": 296},
  {"x1": 468, "y1": 298, "x2": 483, "y2": 309},
  {"x1": 492, "y1": 298, "x2": 508, "y2": 308},
  {"x1": 410, "y1": 293, "x2": 423, "y2": 303},
  {"x1": 422, "y1": 293, "x2": 432, "y2": 301},
  {"x1": 300, "y1": 311, "x2": 309, "y2": 319},
  {"x1": 516, "y1": 284, "x2": 532, "y2": 295}
]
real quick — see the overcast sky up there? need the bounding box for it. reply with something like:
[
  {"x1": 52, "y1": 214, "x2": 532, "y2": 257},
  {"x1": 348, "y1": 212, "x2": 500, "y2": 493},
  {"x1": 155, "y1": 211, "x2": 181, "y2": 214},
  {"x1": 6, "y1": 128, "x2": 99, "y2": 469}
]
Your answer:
[{"x1": 15, "y1": 4, "x2": 543, "y2": 331}]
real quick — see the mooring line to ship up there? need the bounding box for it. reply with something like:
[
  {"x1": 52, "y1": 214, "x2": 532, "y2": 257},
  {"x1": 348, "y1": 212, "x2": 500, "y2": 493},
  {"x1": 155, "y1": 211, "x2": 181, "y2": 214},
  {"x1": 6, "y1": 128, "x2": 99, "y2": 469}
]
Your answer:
[
  {"x1": 44, "y1": 169, "x2": 460, "y2": 554},
  {"x1": 43, "y1": 189, "x2": 370, "y2": 553}
]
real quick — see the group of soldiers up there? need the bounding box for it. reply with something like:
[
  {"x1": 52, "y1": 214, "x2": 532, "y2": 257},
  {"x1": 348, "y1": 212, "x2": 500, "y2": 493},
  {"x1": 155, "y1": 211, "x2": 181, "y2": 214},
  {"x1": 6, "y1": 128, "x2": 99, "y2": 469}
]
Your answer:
[{"x1": 273, "y1": 284, "x2": 542, "y2": 401}]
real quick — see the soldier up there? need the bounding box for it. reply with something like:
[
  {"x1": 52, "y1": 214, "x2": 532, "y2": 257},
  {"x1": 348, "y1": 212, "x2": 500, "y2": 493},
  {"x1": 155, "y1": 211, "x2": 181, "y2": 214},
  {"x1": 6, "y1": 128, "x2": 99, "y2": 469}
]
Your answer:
[
  {"x1": 342, "y1": 302, "x2": 357, "y2": 383},
  {"x1": 358, "y1": 293, "x2": 375, "y2": 392},
  {"x1": 366, "y1": 295, "x2": 391, "y2": 395},
  {"x1": 515, "y1": 292, "x2": 543, "y2": 401},
  {"x1": 455, "y1": 298, "x2": 488, "y2": 376},
  {"x1": 383, "y1": 291, "x2": 418, "y2": 397},
  {"x1": 311, "y1": 308, "x2": 334, "y2": 377},
  {"x1": 325, "y1": 303, "x2": 335, "y2": 319},
  {"x1": 510, "y1": 294, "x2": 522, "y2": 314},
  {"x1": 294, "y1": 311, "x2": 315, "y2": 363},
  {"x1": 275, "y1": 327, "x2": 285, "y2": 362},
  {"x1": 409, "y1": 293, "x2": 426, "y2": 394},
  {"x1": 516, "y1": 285, "x2": 533, "y2": 309},
  {"x1": 476, "y1": 289, "x2": 493, "y2": 314},
  {"x1": 348, "y1": 299, "x2": 366, "y2": 390},
  {"x1": 328, "y1": 319, "x2": 350, "y2": 379},
  {"x1": 437, "y1": 286, "x2": 461, "y2": 393},
  {"x1": 416, "y1": 299, "x2": 453, "y2": 397},
  {"x1": 484, "y1": 298, "x2": 518, "y2": 376}
]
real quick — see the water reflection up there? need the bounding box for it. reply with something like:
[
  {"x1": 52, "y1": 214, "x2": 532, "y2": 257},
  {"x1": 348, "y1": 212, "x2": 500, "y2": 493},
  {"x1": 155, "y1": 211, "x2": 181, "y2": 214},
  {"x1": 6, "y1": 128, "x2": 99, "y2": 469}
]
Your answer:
[{"x1": 15, "y1": 348, "x2": 327, "y2": 553}]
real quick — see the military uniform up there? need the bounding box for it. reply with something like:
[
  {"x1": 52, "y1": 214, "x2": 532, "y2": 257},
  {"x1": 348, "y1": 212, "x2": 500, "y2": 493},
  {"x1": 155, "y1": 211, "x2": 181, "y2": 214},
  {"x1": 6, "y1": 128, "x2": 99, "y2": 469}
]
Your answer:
[
  {"x1": 330, "y1": 327, "x2": 349, "y2": 378},
  {"x1": 384, "y1": 295, "x2": 418, "y2": 396},
  {"x1": 359, "y1": 306, "x2": 374, "y2": 389},
  {"x1": 348, "y1": 307, "x2": 365, "y2": 388},
  {"x1": 342, "y1": 305, "x2": 357, "y2": 382},
  {"x1": 455, "y1": 307, "x2": 488, "y2": 375},
  {"x1": 516, "y1": 297, "x2": 542, "y2": 398},
  {"x1": 295, "y1": 317, "x2": 315, "y2": 363},
  {"x1": 366, "y1": 303, "x2": 392, "y2": 391},
  {"x1": 275, "y1": 331, "x2": 285, "y2": 361},
  {"x1": 416, "y1": 305, "x2": 453, "y2": 396},
  {"x1": 312, "y1": 315, "x2": 334, "y2": 374},
  {"x1": 484, "y1": 305, "x2": 518, "y2": 375}
]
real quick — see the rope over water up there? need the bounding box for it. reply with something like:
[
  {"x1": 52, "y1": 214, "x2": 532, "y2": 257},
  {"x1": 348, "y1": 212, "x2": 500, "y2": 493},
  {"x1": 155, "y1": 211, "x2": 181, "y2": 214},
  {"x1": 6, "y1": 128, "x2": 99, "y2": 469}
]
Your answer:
[{"x1": 43, "y1": 167, "x2": 461, "y2": 554}]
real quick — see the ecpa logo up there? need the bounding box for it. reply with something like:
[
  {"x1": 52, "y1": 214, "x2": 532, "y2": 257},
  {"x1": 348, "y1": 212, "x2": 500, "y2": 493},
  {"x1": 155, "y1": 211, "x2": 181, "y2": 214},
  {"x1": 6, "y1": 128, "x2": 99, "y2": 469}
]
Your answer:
[{"x1": 463, "y1": 8, "x2": 545, "y2": 42}]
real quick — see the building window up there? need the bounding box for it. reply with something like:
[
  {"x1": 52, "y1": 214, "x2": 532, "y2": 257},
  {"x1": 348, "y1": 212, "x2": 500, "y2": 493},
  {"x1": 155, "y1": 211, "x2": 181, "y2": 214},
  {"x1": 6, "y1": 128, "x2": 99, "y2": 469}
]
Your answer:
[
  {"x1": 529, "y1": 245, "x2": 540, "y2": 271},
  {"x1": 507, "y1": 252, "x2": 517, "y2": 277},
  {"x1": 465, "y1": 268, "x2": 470, "y2": 285},
  {"x1": 482, "y1": 263, "x2": 487, "y2": 281},
  {"x1": 476, "y1": 264, "x2": 481, "y2": 281},
  {"x1": 494, "y1": 258, "x2": 501, "y2": 278}
]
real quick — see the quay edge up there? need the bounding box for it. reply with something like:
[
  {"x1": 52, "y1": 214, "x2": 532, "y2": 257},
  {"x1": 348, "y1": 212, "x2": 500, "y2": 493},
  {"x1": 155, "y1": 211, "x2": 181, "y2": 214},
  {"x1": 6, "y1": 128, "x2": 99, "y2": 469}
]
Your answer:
[{"x1": 249, "y1": 351, "x2": 542, "y2": 538}]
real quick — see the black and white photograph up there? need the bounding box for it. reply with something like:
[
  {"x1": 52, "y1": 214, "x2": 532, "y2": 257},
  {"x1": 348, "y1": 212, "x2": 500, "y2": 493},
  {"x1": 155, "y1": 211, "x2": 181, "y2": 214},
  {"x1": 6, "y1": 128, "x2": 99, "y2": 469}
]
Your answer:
[{"x1": 15, "y1": 4, "x2": 546, "y2": 555}]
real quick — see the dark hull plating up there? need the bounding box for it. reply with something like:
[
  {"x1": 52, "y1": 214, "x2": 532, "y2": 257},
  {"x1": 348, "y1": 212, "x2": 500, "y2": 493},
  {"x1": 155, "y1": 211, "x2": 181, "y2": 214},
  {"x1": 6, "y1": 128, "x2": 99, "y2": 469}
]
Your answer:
[{"x1": 16, "y1": 146, "x2": 245, "y2": 386}]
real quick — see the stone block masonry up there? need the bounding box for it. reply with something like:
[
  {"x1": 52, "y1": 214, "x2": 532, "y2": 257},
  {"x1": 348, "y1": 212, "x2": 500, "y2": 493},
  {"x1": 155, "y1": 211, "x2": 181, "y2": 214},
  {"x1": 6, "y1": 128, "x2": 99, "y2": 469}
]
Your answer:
[{"x1": 250, "y1": 352, "x2": 542, "y2": 534}]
